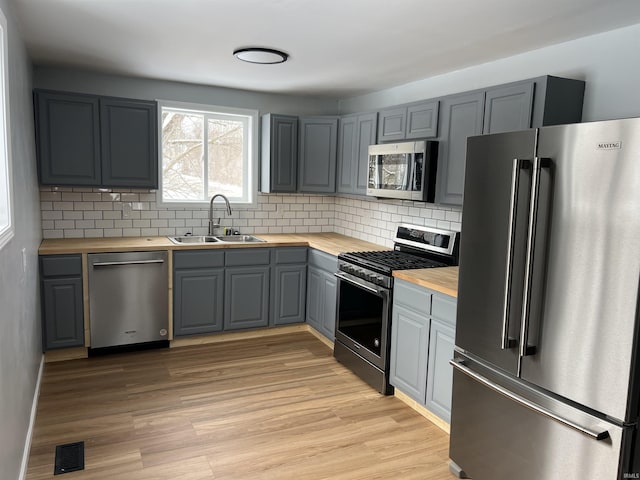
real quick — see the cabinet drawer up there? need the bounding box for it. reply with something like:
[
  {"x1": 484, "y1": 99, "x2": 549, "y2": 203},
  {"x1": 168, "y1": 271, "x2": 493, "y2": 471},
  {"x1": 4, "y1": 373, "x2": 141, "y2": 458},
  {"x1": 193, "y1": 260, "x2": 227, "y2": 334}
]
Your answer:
[
  {"x1": 308, "y1": 248, "x2": 337, "y2": 272},
  {"x1": 393, "y1": 279, "x2": 431, "y2": 315},
  {"x1": 40, "y1": 254, "x2": 82, "y2": 277},
  {"x1": 225, "y1": 248, "x2": 271, "y2": 266},
  {"x1": 174, "y1": 250, "x2": 224, "y2": 269},
  {"x1": 273, "y1": 247, "x2": 307, "y2": 264},
  {"x1": 432, "y1": 293, "x2": 457, "y2": 325}
]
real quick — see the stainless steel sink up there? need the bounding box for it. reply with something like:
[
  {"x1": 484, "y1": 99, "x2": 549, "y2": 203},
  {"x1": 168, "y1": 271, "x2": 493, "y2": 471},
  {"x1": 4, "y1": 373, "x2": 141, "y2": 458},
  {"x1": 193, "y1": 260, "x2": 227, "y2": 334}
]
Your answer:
[
  {"x1": 214, "y1": 235, "x2": 266, "y2": 243},
  {"x1": 168, "y1": 235, "x2": 219, "y2": 244}
]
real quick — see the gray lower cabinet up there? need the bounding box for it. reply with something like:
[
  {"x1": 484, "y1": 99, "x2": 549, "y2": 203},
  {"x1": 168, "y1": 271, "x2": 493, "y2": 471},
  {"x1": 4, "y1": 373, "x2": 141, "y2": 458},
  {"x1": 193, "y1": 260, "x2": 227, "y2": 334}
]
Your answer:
[
  {"x1": 271, "y1": 247, "x2": 307, "y2": 326},
  {"x1": 261, "y1": 114, "x2": 298, "y2": 193},
  {"x1": 337, "y1": 112, "x2": 378, "y2": 195},
  {"x1": 224, "y1": 248, "x2": 271, "y2": 331},
  {"x1": 34, "y1": 89, "x2": 158, "y2": 188},
  {"x1": 306, "y1": 249, "x2": 338, "y2": 341},
  {"x1": 173, "y1": 250, "x2": 225, "y2": 336},
  {"x1": 174, "y1": 268, "x2": 224, "y2": 336},
  {"x1": 390, "y1": 278, "x2": 457, "y2": 423},
  {"x1": 298, "y1": 116, "x2": 338, "y2": 193},
  {"x1": 40, "y1": 255, "x2": 84, "y2": 350}
]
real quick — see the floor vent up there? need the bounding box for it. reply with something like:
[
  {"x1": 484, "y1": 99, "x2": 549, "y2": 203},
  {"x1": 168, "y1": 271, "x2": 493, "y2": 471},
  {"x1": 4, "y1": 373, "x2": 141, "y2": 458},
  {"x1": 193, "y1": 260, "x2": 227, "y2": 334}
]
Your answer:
[{"x1": 54, "y1": 441, "x2": 85, "y2": 475}]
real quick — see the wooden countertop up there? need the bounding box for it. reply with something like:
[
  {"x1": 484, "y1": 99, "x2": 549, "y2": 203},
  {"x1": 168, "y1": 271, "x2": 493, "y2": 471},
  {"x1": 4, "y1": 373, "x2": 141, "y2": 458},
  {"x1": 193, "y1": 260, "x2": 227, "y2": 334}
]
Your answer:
[
  {"x1": 38, "y1": 233, "x2": 389, "y2": 257},
  {"x1": 393, "y1": 266, "x2": 459, "y2": 297}
]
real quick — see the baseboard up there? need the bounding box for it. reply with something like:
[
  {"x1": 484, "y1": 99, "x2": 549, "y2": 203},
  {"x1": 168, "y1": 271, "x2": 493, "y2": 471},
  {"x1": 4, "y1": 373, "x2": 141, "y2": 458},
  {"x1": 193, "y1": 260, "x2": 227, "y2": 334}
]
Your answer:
[
  {"x1": 394, "y1": 389, "x2": 450, "y2": 434},
  {"x1": 305, "y1": 325, "x2": 334, "y2": 349},
  {"x1": 170, "y1": 324, "x2": 310, "y2": 348},
  {"x1": 19, "y1": 354, "x2": 44, "y2": 480}
]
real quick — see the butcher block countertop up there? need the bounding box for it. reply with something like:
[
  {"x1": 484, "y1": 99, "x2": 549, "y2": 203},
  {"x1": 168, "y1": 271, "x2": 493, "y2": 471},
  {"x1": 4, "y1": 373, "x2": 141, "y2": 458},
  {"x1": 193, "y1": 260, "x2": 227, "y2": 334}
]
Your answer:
[
  {"x1": 38, "y1": 233, "x2": 389, "y2": 257},
  {"x1": 393, "y1": 266, "x2": 459, "y2": 297}
]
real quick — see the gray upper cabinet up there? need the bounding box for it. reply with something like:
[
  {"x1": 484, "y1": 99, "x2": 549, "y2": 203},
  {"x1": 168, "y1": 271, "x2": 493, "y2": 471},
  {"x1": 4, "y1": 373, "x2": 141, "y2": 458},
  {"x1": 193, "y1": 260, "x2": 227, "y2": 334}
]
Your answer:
[
  {"x1": 298, "y1": 116, "x2": 338, "y2": 193},
  {"x1": 377, "y1": 107, "x2": 406, "y2": 142},
  {"x1": 261, "y1": 114, "x2": 298, "y2": 193},
  {"x1": 406, "y1": 101, "x2": 439, "y2": 139},
  {"x1": 378, "y1": 101, "x2": 439, "y2": 142},
  {"x1": 100, "y1": 98, "x2": 158, "y2": 188},
  {"x1": 436, "y1": 91, "x2": 485, "y2": 206},
  {"x1": 483, "y1": 81, "x2": 534, "y2": 134},
  {"x1": 34, "y1": 89, "x2": 158, "y2": 188},
  {"x1": 40, "y1": 255, "x2": 84, "y2": 351},
  {"x1": 337, "y1": 112, "x2": 377, "y2": 195},
  {"x1": 436, "y1": 75, "x2": 584, "y2": 206},
  {"x1": 35, "y1": 91, "x2": 101, "y2": 186}
]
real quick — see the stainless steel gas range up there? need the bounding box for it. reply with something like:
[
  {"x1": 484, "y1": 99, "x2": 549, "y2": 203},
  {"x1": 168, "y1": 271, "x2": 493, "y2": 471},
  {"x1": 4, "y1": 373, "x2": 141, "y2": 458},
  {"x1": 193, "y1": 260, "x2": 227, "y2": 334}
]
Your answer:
[{"x1": 333, "y1": 224, "x2": 459, "y2": 394}]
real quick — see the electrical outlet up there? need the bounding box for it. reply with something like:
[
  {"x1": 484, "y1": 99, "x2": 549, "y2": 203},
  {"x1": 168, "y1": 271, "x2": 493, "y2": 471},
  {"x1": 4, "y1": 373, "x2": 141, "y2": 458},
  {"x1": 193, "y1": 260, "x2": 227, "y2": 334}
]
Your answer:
[
  {"x1": 122, "y1": 202, "x2": 132, "y2": 218},
  {"x1": 22, "y1": 247, "x2": 26, "y2": 273}
]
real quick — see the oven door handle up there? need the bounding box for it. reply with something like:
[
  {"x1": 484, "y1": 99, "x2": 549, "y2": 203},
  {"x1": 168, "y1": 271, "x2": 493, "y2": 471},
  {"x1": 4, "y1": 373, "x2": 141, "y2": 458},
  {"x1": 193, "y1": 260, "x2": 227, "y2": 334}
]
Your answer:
[{"x1": 334, "y1": 272, "x2": 380, "y2": 295}]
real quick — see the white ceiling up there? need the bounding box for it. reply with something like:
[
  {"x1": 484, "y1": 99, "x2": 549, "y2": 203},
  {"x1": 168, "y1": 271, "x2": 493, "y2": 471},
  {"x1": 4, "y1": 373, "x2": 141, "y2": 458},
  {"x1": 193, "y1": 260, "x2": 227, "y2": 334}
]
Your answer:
[{"x1": 13, "y1": 0, "x2": 640, "y2": 98}]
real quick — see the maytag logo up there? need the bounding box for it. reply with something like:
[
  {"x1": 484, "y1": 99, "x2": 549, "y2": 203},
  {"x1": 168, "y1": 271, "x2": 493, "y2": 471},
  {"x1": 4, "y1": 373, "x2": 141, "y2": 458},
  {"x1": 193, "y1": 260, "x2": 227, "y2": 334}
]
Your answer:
[{"x1": 597, "y1": 141, "x2": 622, "y2": 150}]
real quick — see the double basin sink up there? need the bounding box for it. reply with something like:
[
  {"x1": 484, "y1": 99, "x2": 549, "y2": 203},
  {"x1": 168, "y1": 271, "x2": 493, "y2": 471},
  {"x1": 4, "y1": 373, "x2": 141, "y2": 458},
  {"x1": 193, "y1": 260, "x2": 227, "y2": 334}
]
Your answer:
[{"x1": 168, "y1": 234, "x2": 266, "y2": 245}]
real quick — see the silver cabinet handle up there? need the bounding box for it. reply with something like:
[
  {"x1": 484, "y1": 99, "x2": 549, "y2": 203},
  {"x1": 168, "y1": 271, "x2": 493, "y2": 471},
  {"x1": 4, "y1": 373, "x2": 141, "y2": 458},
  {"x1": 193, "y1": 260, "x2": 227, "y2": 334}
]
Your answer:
[
  {"x1": 501, "y1": 158, "x2": 530, "y2": 350},
  {"x1": 519, "y1": 157, "x2": 551, "y2": 357},
  {"x1": 92, "y1": 259, "x2": 165, "y2": 267},
  {"x1": 450, "y1": 358, "x2": 610, "y2": 441},
  {"x1": 334, "y1": 272, "x2": 379, "y2": 294}
]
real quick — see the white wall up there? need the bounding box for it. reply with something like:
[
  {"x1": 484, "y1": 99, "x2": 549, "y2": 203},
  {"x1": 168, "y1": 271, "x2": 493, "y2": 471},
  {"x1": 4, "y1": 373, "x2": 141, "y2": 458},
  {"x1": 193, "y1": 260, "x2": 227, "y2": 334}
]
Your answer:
[
  {"x1": 0, "y1": 1, "x2": 43, "y2": 479},
  {"x1": 338, "y1": 23, "x2": 640, "y2": 122},
  {"x1": 33, "y1": 66, "x2": 339, "y2": 116}
]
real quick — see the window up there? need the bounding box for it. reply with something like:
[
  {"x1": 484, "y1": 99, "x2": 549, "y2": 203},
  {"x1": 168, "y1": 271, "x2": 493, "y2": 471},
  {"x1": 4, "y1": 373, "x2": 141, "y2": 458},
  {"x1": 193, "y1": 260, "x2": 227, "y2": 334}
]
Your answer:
[
  {"x1": 158, "y1": 101, "x2": 258, "y2": 206},
  {"x1": 0, "y1": 7, "x2": 13, "y2": 249}
]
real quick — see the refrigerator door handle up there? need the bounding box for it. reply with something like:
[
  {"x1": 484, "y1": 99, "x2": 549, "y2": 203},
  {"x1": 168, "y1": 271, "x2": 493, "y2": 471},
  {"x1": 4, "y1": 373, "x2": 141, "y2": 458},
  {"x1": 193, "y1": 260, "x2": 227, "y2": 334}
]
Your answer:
[
  {"x1": 450, "y1": 358, "x2": 611, "y2": 441},
  {"x1": 519, "y1": 157, "x2": 551, "y2": 357},
  {"x1": 501, "y1": 158, "x2": 531, "y2": 350}
]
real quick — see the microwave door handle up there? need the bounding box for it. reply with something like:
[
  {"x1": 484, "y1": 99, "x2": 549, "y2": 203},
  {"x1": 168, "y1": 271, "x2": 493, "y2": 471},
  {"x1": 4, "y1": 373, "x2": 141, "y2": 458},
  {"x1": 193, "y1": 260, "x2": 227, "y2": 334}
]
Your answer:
[{"x1": 404, "y1": 153, "x2": 413, "y2": 190}]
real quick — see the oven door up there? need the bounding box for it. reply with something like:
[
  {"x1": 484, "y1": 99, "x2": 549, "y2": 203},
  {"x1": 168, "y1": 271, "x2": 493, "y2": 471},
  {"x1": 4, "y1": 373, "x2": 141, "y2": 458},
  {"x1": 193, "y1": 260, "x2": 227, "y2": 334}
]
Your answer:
[{"x1": 334, "y1": 271, "x2": 391, "y2": 370}]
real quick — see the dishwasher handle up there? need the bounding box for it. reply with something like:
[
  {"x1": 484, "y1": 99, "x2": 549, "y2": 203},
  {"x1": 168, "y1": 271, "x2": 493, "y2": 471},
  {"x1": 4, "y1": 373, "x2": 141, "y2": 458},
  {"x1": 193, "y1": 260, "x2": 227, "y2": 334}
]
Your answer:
[{"x1": 92, "y1": 259, "x2": 165, "y2": 267}]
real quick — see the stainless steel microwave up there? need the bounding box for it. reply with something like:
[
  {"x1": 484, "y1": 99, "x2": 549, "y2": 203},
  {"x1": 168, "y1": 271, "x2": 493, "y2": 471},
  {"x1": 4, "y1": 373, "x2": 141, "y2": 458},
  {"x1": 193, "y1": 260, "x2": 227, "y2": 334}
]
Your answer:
[{"x1": 367, "y1": 140, "x2": 438, "y2": 202}]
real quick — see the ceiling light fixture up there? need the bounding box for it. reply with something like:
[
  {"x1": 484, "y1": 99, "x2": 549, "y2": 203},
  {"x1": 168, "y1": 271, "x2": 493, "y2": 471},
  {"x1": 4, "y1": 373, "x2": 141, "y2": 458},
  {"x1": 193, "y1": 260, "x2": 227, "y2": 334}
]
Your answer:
[{"x1": 233, "y1": 47, "x2": 288, "y2": 65}]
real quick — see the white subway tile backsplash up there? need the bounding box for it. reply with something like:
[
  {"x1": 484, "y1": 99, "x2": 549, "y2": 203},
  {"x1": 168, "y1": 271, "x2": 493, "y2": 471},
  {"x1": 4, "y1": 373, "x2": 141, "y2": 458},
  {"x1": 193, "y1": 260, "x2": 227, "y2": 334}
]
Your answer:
[{"x1": 39, "y1": 187, "x2": 461, "y2": 241}]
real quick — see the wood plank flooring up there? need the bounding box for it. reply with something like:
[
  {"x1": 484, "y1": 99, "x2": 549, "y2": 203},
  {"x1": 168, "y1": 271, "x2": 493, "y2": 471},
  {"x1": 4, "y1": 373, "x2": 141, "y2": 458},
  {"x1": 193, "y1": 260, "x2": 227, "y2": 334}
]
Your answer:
[{"x1": 26, "y1": 332, "x2": 454, "y2": 479}]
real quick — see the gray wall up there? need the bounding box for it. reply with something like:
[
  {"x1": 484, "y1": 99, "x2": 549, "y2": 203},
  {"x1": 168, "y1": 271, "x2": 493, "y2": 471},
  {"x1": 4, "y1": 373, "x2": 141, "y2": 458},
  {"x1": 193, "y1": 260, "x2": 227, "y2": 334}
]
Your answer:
[
  {"x1": 339, "y1": 23, "x2": 640, "y2": 122},
  {"x1": 33, "y1": 66, "x2": 339, "y2": 116},
  {"x1": 0, "y1": 1, "x2": 43, "y2": 479}
]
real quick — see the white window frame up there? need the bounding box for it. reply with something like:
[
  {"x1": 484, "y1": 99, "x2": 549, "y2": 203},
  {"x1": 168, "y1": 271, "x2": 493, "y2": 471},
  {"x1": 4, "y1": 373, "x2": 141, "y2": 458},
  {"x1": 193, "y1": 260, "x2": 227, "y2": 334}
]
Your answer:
[
  {"x1": 0, "y1": 6, "x2": 13, "y2": 250},
  {"x1": 157, "y1": 100, "x2": 258, "y2": 208}
]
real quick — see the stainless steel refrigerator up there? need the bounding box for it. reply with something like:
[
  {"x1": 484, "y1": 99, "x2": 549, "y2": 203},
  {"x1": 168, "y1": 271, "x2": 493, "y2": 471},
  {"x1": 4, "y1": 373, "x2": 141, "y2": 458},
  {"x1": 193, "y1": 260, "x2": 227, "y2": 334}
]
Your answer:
[{"x1": 449, "y1": 118, "x2": 640, "y2": 480}]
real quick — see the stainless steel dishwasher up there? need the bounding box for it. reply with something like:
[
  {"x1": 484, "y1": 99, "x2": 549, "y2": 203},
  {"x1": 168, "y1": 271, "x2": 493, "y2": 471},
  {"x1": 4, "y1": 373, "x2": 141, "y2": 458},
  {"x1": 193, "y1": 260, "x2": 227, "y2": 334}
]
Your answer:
[{"x1": 88, "y1": 251, "x2": 168, "y2": 348}]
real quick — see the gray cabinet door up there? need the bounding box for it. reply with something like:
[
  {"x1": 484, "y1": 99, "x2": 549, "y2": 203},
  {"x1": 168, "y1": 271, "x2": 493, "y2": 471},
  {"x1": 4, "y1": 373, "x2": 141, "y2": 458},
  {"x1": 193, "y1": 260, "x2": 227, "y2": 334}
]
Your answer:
[
  {"x1": 35, "y1": 91, "x2": 101, "y2": 186},
  {"x1": 100, "y1": 98, "x2": 158, "y2": 188},
  {"x1": 298, "y1": 116, "x2": 338, "y2": 193},
  {"x1": 272, "y1": 264, "x2": 307, "y2": 325},
  {"x1": 389, "y1": 303, "x2": 430, "y2": 403},
  {"x1": 406, "y1": 101, "x2": 439, "y2": 139},
  {"x1": 42, "y1": 277, "x2": 84, "y2": 350},
  {"x1": 425, "y1": 318, "x2": 455, "y2": 422},
  {"x1": 306, "y1": 265, "x2": 323, "y2": 333},
  {"x1": 173, "y1": 268, "x2": 224, "y2": 336},
  {"x1": 483, "y1": 82, "x2": 534, "y2": 134},
  {"x1": 355, "y1": 112, "x2": 378, "y2": 194},
  {"x1": 261, "y1": 114, "x2": 298, "y2": 193},
  {"x1": 320, "y1": 271, "x2": 337, "y2": 340},
  {"x1": 436, "y1": 91, "x2": 485, "y2": 205},
  {"x1": 224, "y1": 266, "x2": 270, "y2": 330},
  {"x1": 337, "y1": 115, "x2": 357, "y2": 194},
  {"x1": 377, "y1": 107, "x2": 406, "y2": 142}
]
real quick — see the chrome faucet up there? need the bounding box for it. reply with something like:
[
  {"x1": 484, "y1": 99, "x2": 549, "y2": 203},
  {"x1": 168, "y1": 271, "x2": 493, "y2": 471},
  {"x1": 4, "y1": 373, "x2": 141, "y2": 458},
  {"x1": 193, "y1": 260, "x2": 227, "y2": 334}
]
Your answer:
[{"x1": 208, "y1": 194, "x2": 232, "y2": 235}]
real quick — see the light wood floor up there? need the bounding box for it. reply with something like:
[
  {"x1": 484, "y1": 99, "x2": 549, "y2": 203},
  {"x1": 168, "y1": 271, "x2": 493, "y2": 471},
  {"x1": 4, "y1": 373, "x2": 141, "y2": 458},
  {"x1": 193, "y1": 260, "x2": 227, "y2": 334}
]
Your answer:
[{"x1": 26, "y1": 332, "x2": 454, "y2": 479}]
